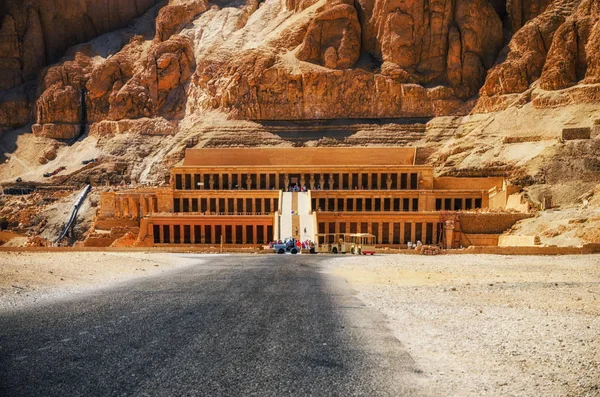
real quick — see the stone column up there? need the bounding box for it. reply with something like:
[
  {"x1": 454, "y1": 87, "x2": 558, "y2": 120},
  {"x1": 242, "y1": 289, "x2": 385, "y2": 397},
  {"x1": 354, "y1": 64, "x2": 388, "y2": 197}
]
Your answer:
[
  {"x1": 246, "y1": 174, "x2": 252, "y2": 190},
  {"x1": 253, "y1": 225, "x2": 257, "y2": 244},
  {"x1": 190, "y1": 225, "x2": 195, "y2": 244},
  {"x1": 228, "y1": 173, "x2": 233, "y2": 189},
  {"x1": 367, "y1": 174, "x2": 372, "y2": 190},
  {"x1": 232, "y1": 225, "x2": 237, "y2": 244},
  {"x1": 319, "y1": 175, "x2": 325, "y2": 190},
  {"x1": 407, "y1": 173, "x2": 412, "y2": 190},
  {"x1": 234, "y1": 198, "x2": 238, "y2": 214},
  {"x1": 159, "y1": 225, "x2": 164, "y2": 243},
  {"x1": 386, "y1": 174, "x2": 392, "y2": 190},
  {"x1": 377, "y1": 173, "x2": 382, "y2": 190},
  {"x1": 400, "y1": 222, "x2": 405, "y2": 244},
  {"x1": 169, "y1": 225, "x2": 175, "y2": 244},
  {"x1": 211, "y1": 225, "x2": 216, "y2": 244},
  {"x1": 252, "y1": 198, "x2": 256, "y2": 213},
  {"x1": 411, "y1": 223, "x2": 416, "y2": 244},
  {"x1": 209, "y1": 174, "x2": 215, "y2": 190},
  {"x1": 444, "y1": 220, "x2": 455, "y2": 249},
  {"x1": 328, "y1": 175, "x2": 334, "y2": 190},
  {"x1": 242, "y1": 225, "x2": 247, "y2": 244},
  {"x1": 284, "y1": 174, "x2": 290, "y2": 191},
  {"x1": 433, "y1": 223, "x2": 438, "y2": 245},
  {"x1": 310, "y1": 174, "x2": 315, "y2": 190},
  {"x1": 388, "y1": 222, "x2": 394, "y2": 244},
  {"x1": 261, "y1": 198, "x2": 265, "y2": 214}
]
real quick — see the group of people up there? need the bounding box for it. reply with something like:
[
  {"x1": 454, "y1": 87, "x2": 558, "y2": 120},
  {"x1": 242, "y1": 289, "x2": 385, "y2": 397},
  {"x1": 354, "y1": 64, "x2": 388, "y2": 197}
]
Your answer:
[
  {"x1": 407, "y1": 241, "x2": 423, "y2": 249},
  {"x1": 287, "y1": 185, "x2": 308, "y2": 192},
  {"x1": 268, "y1": 239, "x2": 315, "y2": 250}
]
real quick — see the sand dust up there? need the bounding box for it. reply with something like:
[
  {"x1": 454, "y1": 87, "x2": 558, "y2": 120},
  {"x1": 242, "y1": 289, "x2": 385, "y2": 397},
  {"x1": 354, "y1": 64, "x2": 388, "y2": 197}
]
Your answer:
[
  {"x1": 0, "y1": 252, "x2": 200, "y2": 310},
  {"x1": 326, "y1": 254, "x2": 600, "y2": 397}
]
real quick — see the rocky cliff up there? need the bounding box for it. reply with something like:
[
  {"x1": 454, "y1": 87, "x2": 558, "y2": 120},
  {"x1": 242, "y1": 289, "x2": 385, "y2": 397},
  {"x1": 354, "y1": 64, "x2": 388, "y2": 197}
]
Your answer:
[
  {"x1": 1, "y1": 0, "x2": 598, "y2": 135},
  {"x1": 0, "y1": 0, "x2": 598, "y2": 188}
]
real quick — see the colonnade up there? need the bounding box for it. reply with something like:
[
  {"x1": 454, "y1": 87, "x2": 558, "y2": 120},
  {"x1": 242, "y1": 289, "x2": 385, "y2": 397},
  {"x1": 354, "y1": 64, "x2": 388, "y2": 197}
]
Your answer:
[
  {"x1": 173, "y1": 197, "x2": 279, "y2": 214},
  {"x1": 312, "y1": 196, "x2": 420, "y2": 212},
  {"x1": 435, "y1": 197, "x2": 483, "y2": 211},
  {"x1": 173, "y1": 171, "x2": 421, "y2": 191},
  {"x1": 317, "y1": 220, "x2": 442, "y2": 245},
  {"x1": 113, "y1": 195, "x2": 158, "y2": 218},
  {"x1": 152, "y1": 223, "x2": 274, "y2": 245}
]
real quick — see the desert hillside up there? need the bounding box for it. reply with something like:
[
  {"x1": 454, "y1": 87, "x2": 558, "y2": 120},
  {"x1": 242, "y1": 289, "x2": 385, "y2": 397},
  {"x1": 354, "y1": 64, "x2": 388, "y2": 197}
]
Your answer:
[{"x1": 0, "y1": 0, "x2": 599, "y2": 244}]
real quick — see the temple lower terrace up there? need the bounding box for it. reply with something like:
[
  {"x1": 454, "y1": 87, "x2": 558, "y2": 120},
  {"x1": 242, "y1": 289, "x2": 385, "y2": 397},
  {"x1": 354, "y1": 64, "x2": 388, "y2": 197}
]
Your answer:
[{"x1": 95, "y1": 148, "x2": 530, "y2": 249}]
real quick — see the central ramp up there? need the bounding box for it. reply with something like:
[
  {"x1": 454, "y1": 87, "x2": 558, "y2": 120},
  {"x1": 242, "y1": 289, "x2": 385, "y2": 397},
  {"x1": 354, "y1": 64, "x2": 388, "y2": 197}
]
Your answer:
[
  {"x1": 297, "y1": 192, "x2": 316, "y2": 242},
  {"x1": 279, "y1": 192, "x2": 293, "y2": 239},
  {"x1": 279, "y1": 192, "x2": 316, "y2": 242}
]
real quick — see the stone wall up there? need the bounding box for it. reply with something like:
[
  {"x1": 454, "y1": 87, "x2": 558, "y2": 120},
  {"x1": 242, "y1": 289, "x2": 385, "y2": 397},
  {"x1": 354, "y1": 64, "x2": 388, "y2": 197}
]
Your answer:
[
  {"x1": 562, "y1": 127, "x2": 591, "y2": 140},
  {"x1": 460, "y1": 213, "x2": 532, "y2": 234}
]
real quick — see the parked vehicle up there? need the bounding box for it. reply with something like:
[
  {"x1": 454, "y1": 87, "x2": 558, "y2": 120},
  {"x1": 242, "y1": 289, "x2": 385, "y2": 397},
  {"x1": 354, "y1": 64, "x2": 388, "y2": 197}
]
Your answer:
[
  {"x1": 315, "y1": 233, "x2": 347, "y2": 254},
  {"x1": 273, "y1": 238, "x2": 300, "y2": 254},
  {"x1": 43, "y1": 166, "x2": 66, "y2": 178},
  {"x1": 315, "y1": 233, "x2": 376, "y2": 255},
  {"x1": 348, "y1": 233, "x2": 376, "y2": 255}
]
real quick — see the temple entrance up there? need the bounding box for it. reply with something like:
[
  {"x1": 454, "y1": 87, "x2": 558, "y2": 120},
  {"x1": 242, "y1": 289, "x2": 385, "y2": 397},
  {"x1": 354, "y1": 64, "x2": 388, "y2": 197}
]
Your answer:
[{"x1": 288, "y1": 175, "x2": 301, "y2": 191}]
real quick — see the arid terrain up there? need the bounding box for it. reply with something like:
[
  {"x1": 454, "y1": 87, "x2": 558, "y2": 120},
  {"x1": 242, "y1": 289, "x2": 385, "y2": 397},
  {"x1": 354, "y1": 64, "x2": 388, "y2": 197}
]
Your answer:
[
  {"x1": 328, "y1": 254, "x2": 600, "y2": 397},
  {"x1": 0, "y1": 252, "x2": 598, "y2": 396},
  {"x1": 0, "y1": 251, "x2": 200, "y2": 309}
]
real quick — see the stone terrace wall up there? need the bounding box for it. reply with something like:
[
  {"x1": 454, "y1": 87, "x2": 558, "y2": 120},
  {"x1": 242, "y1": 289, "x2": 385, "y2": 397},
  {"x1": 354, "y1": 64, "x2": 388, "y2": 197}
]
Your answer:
[{"x1": 460, "y1": 213, "x2": 532, "y2": 234}]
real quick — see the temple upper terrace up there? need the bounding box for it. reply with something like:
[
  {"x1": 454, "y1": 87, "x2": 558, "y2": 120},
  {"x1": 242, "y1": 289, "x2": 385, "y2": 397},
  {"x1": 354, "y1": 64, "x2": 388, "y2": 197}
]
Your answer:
[{"x1": 171, "y1": 147, "x2": 460, "y2": 192}]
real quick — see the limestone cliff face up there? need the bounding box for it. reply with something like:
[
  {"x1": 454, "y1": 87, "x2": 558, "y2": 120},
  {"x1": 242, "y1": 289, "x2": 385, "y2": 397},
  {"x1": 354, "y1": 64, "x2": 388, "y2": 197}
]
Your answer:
[
  {"x1": 476, "y1": 0, "x2": 600, "y2": 112},
  {"x1": 1, "y1": 0, "x2": 600, "y2": 135},
  {"x1": 0, "y1": 0, "x2": 162, "y2": 91}
]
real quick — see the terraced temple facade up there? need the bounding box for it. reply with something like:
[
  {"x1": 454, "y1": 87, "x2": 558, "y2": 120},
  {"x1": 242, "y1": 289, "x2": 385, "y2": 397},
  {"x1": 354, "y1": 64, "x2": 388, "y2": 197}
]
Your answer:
[{"x1": 97, "y1": 148, "x2": 525, "y2": 248}]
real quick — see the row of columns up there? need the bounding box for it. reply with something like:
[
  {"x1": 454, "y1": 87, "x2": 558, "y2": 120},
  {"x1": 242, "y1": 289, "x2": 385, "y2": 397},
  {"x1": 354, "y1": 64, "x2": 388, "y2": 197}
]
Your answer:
[
  {"x1": 314, "y1": 197, "x2": 420, "y2": 212},
  {"x1": 174, "y1": 197, "x2": 279, "y2": 214},
  {"x1": 114, "y1": 195, "x2": 158, "y2": 218},
  {"x1": 154, "y1": 223, "x2": 272, "y2": 245},
  {"x1": 436, "y1": 197, "x2": 483, "y2": 211},
  {"x1": 319, "y1": 221, "x2": 440, "y2": 245},
  {"x1": 174, "y1": 171, "x2": 420, "y2": 191}
]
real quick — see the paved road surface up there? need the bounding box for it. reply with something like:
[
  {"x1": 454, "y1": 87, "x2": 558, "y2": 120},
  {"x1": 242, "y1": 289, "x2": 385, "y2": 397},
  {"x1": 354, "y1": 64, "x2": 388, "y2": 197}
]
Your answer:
[{"x1": 0, "y1": 255, "x2": 423, "y2": 396}]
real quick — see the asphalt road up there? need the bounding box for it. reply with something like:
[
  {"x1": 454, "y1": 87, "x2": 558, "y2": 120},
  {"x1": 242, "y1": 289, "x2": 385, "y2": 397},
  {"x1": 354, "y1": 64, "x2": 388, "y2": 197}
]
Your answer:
[{"x1": 0, "y1": 255, "x2": 423, "y2": 396}]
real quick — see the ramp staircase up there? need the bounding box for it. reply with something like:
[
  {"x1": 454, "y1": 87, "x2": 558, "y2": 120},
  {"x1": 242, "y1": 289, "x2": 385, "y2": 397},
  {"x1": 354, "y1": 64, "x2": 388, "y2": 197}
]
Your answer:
[
  {"x1": 278, "y1": 191, "x2": 317, "y2": 242},
  {"x1": 279, "y1": 192, "x2": 293, "y2": 239},
  {"x1": 297, "y1": 192, "x2": 316, "y2": 242},
  {"x1": 291, "y1": 193, "x2": 300, "y2": 239}
]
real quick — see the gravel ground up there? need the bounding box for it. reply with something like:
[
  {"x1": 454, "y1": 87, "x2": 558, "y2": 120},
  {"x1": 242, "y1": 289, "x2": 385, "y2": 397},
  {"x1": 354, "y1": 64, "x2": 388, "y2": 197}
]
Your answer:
[
  {"x1": 326, "y1": 254, "x2": 600, "y2": 397},
  {"x1": 0, "y1": 252, "x2": 200, "y2": 310}
]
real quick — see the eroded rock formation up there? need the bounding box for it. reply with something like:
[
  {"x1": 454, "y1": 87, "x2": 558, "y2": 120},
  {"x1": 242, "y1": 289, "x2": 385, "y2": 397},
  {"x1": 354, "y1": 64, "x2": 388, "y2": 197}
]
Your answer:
[
  {"x1": 0, "y1": 0, "x2": 599, "y2": 136},
  {"x1": 476, "y1": 0, "x2": 600, "y2": 112},
  {"x1": 0, "y1": 0, "x2": 162, "y2": 91}
]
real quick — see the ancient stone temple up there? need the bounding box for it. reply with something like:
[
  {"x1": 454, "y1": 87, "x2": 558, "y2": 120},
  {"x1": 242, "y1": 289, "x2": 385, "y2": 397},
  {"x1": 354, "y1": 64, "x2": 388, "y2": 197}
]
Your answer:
[{"x1": 97, "y1": 147, "x2": 528, "y2": 248}]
